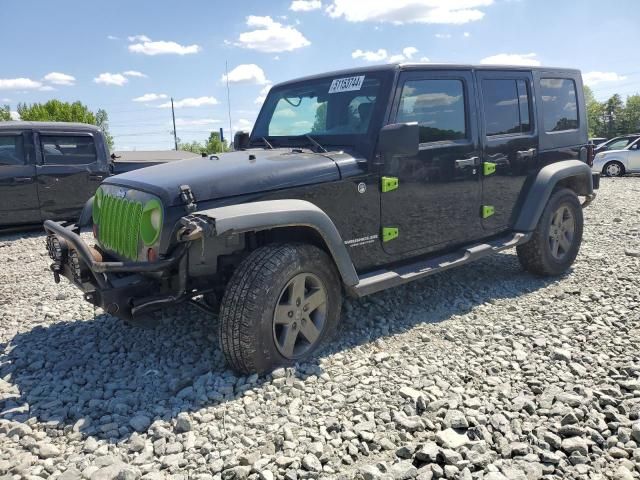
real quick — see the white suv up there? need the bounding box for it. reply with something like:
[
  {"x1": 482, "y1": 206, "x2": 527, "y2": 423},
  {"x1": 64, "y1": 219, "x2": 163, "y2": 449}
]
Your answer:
[{"x1": 592, "y1": 137, "x2": 640, "y2": 176}]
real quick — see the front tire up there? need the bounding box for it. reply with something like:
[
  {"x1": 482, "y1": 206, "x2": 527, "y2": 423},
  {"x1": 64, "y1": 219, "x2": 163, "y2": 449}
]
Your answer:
[
  {"x1": 517, "y1": 188, "x2": 583, "y2": 276},
  {"x1": 219, "y1": 244, "x2": 342, "y2": 374},
  {"x1": 603, "y1": 161, "x2": 625, "y2": 177}
]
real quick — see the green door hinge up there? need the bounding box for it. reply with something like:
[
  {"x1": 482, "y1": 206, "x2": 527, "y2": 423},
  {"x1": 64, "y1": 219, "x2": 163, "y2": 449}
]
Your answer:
[
  {"x1": 483, "y1": 162, "x2": 496, "y2": 176},
  {"x1": 381, "y1": 176, "x2": 399, "y2": 193},
  {"x1": 382, "y1": 227, "x2": 399, "y2": 242},
  {"x1": 482, "y1": 205, "x2": 495, "y2": 219}
]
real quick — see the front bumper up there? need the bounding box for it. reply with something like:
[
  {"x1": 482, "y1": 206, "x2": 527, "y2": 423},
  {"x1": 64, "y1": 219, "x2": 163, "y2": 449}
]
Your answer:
[{"x1": 43, "y1": 220, "x2": 189, "y2": 320}]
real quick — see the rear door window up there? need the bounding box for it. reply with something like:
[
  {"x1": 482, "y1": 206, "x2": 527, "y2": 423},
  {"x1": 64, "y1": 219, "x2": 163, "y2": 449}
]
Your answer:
[
  {"x1": 540, "y1": 78, "x2": 579, "y2": 132},
  {"x1": 41, "y1": 135, "x2": 97, "y2": 165},
  {"x1": 0, "y1": 135, "x2": 25, "y2": 166},
  {"x1": 481, "y1": 79, "x2": 532, "y2": 136}
]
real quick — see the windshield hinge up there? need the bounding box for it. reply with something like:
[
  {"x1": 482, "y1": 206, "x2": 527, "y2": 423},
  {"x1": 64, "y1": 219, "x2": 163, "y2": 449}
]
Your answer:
[{"x1": 179, "y1": 185, "x2": 197, "y2": 213}]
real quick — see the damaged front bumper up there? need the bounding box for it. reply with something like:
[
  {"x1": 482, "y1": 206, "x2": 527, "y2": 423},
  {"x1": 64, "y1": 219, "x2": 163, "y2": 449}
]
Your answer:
[{"x1": 43, "y1": 220, "x2": 190, "y2": 320}]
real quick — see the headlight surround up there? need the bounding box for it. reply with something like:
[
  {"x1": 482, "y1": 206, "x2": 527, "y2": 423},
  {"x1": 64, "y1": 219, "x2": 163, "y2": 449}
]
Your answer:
[
  {"x1": 93, "y1": 188, "x2": 103, "y2": 224},
  {"x1": 140, "y1": 199, "x2": 163, "y2": 246}
]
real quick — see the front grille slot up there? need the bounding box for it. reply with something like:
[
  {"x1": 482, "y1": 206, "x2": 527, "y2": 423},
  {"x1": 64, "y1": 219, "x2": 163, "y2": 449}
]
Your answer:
[{"x1": 97, "y1": 194, "x2": 143, "y2": 260}]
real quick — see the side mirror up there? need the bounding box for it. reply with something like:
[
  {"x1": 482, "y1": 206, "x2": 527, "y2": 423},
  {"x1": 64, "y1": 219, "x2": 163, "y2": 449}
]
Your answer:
[
  {"x1": 233, "y1": 131, "x2": 250, "y2": 151},
  {"x1": 378, "y1": 122, "x2": 419, "y2": 157}
]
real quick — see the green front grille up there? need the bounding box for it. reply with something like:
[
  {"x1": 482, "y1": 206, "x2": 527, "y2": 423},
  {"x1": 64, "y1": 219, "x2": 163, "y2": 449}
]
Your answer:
[{"x1": 97, "y1": 194, "x2": 143, "y2": 260}]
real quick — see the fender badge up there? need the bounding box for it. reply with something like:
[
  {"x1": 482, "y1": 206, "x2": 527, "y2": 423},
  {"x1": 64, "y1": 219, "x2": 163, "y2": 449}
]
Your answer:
[{"x1": 357, "y1": 182, "x2": 367, "y2": 194}]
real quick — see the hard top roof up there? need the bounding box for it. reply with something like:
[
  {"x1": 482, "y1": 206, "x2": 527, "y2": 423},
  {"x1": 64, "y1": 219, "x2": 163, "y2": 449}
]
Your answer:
[
  {"x1": 0, "y1": 121, "x2": 101, "y2": 132},
  {"x1": 272, "y1": 63, "x2": 581, "y2": 89}
]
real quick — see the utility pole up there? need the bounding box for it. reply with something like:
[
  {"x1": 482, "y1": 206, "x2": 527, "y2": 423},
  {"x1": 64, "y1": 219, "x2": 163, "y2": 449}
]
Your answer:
[
  {"x1": 225, "y1": 61, "x2": 233, "y2": 149},
  {"x1": 171, "y1": 97, "x2": 178, "y2": 151}
]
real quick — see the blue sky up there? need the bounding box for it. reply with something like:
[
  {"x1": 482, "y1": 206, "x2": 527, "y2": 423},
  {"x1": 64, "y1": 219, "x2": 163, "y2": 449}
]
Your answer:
[{"x1": 1, "y1": 0, "x2": 638, "y2": 150}]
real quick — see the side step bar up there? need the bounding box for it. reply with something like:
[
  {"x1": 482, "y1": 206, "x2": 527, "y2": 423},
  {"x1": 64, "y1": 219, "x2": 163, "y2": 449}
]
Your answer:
[{"x1": 351, "y1": 232, "x2": 531, "y2": 297}]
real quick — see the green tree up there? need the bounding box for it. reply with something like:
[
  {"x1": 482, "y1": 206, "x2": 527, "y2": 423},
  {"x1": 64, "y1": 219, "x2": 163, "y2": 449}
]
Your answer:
[
  {"x1": 584, "y1": 85, "x2": 605, "y2": 137},
  {"x1": 0, "y1": 105, "x2": 10, "y2": 121},
  {"x1": 177, "y1": 140, "x2": 206, "y2": 154},
  {"x1": 619, "y1": 94, "x2": 640, "y2": 134},
  {"x1": 604, "y1": 94, "x2": 624, "y2": 137},
  {"x1": 205, "y1": 131, "x2": 227, "y2": 153},
  {"x1": 16, "y1": 100, "x2": 114, "y2": 149}
]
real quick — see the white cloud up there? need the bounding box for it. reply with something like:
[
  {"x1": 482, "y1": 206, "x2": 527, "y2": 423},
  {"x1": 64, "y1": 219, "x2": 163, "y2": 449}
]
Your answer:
[
  {"x1": 290, "y1": 0, "x2": 322, "y2": 11},
  {"x1": 388, "y1": 54, "x2": 406, "y2": 63},
  {"x1": 43, "y1": 72, "x2": 76, "y2": 86},
  {"x1": 129, "y1": 38, "x2": 201, "y2": 56},
  {"x1": 107, "y1": 35, "x2": 119, "y2": 40},
  {"x1": 123, "y1": 70, "x2": 147, "y2": 78},
  {"x1": 352, "y1": 49, "x2": 388, "y2": 61},
  {"x1": 254, "y1": 84, "x2": 273, "y2": 104},
  {"x1": 158, "y1": 96, "x2": 219, "y2": 108},
  {"x1": 222, "y1": 64, "x2": 269, "y2": 85},
  {"x1": 132, "y1": 93, "x2": 168, "y2": 102},
  {"x1": 326, "y1": 0, "x2": 493, "y2": 25},
  {"x1": 480, "y1": 52, "x2": 541, "y2": 66},
  {"x1": 128, "y1": 34, "x2": 151, "y2": 42},
  {"x1": 39, "y1": 85, "x2": 55, "y2": 91},
  {"x1": 463, "y1": 31, "x2": 470, "y2": 37},
  {"x1": 420, "y1": 56, "x2": 430, "y2": 62},
  {"x1": 175, "y1": 118, "x2": 221, "y2": 127},
  {"x1": 403, "y1": 46, "x2": 418, "y2": 59},
  {"x1": 0, "y1": 78, "x2": 43, "y2": 90},
  {"x1": 10, "y1": 111, "x2": 20, "y2": 120},
  {"x1": 94, "y1": 73, "x2": 128, "y2": 86},
  {"x1": 235, "y1": 16, "x2": 310, "y2": 52},
  {"x1": 235, "y1": 118, "x2": 254, "y2": 132},
  {"x1": 582, "y1": 71, "x2": 628, "y2": 86},
  {"x1": 435, "y1": 33, "x2": 452, "y2": 39},
  {"x1": 1, "y1": 98, "x2": 10, "y2": 103}
]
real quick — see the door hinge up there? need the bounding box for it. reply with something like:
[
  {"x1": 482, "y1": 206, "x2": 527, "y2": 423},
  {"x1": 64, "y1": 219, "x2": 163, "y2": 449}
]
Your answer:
[
  {"x1": 483, "y1": 162, "x2": 496, "y2": 176},
  {"x1": 381, "y1": 176, "x2": 399, "y2": 193},
  {"x1": 481, "y1": 205, "x2": 495, "y2": 219},
  {"x1": 382, "y1": 227, "x2": 399, "y2": 242}
]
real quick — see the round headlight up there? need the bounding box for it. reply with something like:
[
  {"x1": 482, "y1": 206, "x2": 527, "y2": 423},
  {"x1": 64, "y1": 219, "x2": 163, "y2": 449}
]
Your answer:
[
  {"x1": 93, "y1": 188, "x2": 103, "y2": 224},
  {"x1": 140, "y1": 199, "x2": 163, "y2": 246}
]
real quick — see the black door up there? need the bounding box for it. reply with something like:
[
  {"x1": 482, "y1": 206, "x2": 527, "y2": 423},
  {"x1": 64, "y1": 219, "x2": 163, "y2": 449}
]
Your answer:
[
  {"x1": 477, "y1": 71, "x2": 538, "y2": 232},
  {"x1": 380, "y1": 69, "x2": 482, "y2": 256},
  {"x1": 35, "y1": 132, "x2": 106, "y2": 221},
  {"x1": 0, "y1": 131, "x2": 40, "y2": 226}
]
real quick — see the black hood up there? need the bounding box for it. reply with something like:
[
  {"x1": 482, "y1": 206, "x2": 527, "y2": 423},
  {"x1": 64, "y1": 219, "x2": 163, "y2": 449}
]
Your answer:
[{"x1": 103, "y1": 148, "x2": 344, "y2": 206}]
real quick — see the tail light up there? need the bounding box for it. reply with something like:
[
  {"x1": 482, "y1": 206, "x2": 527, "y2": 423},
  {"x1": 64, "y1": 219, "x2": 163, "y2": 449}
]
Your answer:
[{"x1": 586, "y1": 143, "x2": 595, "y2": 167}]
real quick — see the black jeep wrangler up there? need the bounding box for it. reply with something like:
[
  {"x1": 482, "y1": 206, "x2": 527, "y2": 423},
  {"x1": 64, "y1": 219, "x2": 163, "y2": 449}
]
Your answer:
[{"x1": 45, "y1": 64, "x2": 599, "y2": 374}]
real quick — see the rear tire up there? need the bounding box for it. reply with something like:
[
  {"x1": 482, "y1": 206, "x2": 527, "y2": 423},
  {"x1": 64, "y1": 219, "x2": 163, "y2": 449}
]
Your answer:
[
  {"x1": 219, "y1": 244, "x2": 342, "y2": 374},
  {"x1": 517, "y1": 188, "x2": 583, "y2": 276},
  {"x1": 603, "y1": 161, "x2": 625, "y2": 177}
]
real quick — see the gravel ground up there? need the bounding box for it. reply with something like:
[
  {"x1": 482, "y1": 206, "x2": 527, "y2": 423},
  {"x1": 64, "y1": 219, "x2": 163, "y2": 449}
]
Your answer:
[{"x1": 0, "y1": 178, "x2": 639, "y2": 480}]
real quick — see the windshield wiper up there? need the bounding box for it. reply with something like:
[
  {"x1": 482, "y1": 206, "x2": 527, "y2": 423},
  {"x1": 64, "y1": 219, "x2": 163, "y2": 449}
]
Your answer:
[
  {"x1": 303, "y1": 134, "x2": 327, "y2": 153},
  {"x1": 261, "y1": 137, "x2": 274, "y2": 149}
]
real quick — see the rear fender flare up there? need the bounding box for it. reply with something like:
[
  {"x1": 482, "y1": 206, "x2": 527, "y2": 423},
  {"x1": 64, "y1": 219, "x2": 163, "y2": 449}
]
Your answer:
[
  {"x1": 192, "y1": 199, "x2": 359, "y2": 286},
  {"x1": 513, "y1": 160, "x2": 593, "y2": 232}
]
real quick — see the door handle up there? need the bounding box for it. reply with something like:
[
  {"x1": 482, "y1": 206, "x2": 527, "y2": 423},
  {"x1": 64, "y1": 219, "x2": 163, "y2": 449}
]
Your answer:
[
  {"x1": 89, "y1": 174, "x2": 104, "y2": 181},
  {"x1": 517, "y1": 148, "x2": 536, "y2": 159},
  {"x1": 14, "y1": 177, "x2": 34, "y2": 184},
  {"x1": 455, "y1": 157, "x2": 480, "y2": 168}
]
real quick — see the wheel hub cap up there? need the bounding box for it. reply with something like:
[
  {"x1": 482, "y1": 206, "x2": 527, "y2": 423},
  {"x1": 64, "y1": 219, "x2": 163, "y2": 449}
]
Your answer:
[{"x1": 273, "y1": 272, "x2": 327, "y2": 359}]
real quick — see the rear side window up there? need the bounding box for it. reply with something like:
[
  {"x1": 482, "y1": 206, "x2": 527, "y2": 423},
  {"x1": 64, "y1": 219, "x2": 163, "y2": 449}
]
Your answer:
[
  {"x1": 396, "y1": 79, "x2": 467, "y2": 143},
  {"x1": 0, "y1": 135, "x2": 25, "y2": 166},
  {"x1": 482, "y1": 79, "x2": 532, "y2": 136},
  {"x1": 540, "y1": 78, "x2": 579, "y2": 132},
  {"x1": 41, "y1": 135, "x2": 97, "y2": 165}
]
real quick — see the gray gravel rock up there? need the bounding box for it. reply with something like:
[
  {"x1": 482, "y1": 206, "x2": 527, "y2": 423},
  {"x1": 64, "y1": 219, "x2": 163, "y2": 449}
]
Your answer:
[{"x1": 0, "y1": 179, "x2": 639, "y2": 479}]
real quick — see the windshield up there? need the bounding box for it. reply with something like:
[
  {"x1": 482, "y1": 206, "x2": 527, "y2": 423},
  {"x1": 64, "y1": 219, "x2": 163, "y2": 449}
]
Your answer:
[{"x1": 252, "y1": 72, "x2": 388, "y2": 145}]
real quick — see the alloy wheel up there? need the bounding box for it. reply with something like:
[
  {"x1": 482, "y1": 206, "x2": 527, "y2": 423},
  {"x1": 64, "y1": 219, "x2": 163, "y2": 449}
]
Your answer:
[
  {"x1": 605, "y1": 163, "x2": 622, "y2": 176},
  {"x1": 272, "y1": 272, "x2": 327, "y2": 359},
  {"x1": 548, "y1": 205, "x2": 575, "y2": 260}
]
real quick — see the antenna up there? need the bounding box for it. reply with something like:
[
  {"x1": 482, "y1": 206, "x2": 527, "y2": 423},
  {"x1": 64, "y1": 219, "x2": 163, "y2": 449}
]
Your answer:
[
  {"x1": 171, "y1": 97, "x2": 178, "y2": 151},
  {"x1": 225, "y1": 60, "x2": 233, "y2": 149}
]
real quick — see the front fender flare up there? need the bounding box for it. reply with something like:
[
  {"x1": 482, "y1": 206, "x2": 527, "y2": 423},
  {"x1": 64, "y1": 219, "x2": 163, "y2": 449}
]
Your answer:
[
  {"x1": 513, "y1": 160, "x2": 594, "y2": 232},
  {"x1": 192, "y1": 199, "x2": 359, "y2": 286},
  {"x1": 78, "y1": 197, "x2": 94, "y2": 228}
]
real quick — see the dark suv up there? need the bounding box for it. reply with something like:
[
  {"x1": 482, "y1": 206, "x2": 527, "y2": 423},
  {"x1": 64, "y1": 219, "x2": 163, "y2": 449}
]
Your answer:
[{"x1": 45, "y1": 64, "x2": 598, "y2": 374}]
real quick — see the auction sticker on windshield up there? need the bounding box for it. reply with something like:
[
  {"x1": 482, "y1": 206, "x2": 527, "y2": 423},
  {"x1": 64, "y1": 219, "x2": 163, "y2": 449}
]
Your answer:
[{"x1": 329, "y1": 76, "x2": 365, "y2": 94}]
